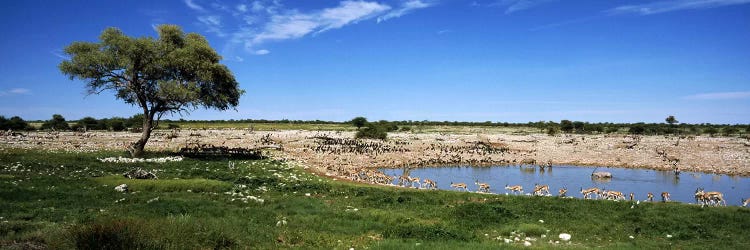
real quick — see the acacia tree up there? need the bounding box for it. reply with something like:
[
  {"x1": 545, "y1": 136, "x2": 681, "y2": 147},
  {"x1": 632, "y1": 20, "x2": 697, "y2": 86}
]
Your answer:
[
  {"x1": 59, "y1": 25, "x2": 244, "y2": 157},
  {"x1": 665, "y1": 115, "x2": 678, "y2": 125},
  {"x1": 351, "y1": 117, "x2": 368, "y2": 130}
]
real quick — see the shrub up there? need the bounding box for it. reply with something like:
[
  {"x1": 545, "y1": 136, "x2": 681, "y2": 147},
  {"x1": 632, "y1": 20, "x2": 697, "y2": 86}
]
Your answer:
[
  {"x1": 40, "y1": 114, "x2": 70, "y2": 130},
  {"x1": 722, "y1": 127, "x2": 739, "y2": 136},
  {"x1": 629, "y1": 124, "x2": 646, "y2": 134},
  {"x1": 350, "y1": 117, "x2": 368, "y2": 130},
  {"x1": 355, "y1": 124, "x2": 387, "y2": 140},
  {"x1": 703, "y1": 127, "x2": 718, "y2": 136},
  {"x1": 605, "y1": 127, "x2": 619, "y2": 134},
  {"x1": 70, "y1": 219, "x2": 151, "y2": 250},
  {"x1": 75, "y1": 117, "x2": 100, "y2": 131},
  {"x1": 560, "y1": 120, "x2": 573, "y2": 133},
  {"x1": 546, "y1": 126, "x2": 559, "y2": 136},
  {"x1": 167, "y1": 123, "x2": 180, "y2": 129},
  {"x1": 108, "y1": 118, "x2": 126, "y2": 131},
  {"x1": 0, "y1": 116, "x2": 32, "y2": 130}
]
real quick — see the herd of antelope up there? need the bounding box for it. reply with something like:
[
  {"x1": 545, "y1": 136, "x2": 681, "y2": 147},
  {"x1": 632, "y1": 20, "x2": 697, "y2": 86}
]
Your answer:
[{"x1": 335, "y1": 167, "x2": 748, "y2": 207}]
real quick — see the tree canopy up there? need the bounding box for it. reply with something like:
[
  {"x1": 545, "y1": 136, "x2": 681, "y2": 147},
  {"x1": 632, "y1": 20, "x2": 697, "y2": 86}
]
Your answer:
[
  {"x1": 59, "y1": 25, "x2": 244, "y2": 156},
  {"x1": 351, "y1": 117, "x2": 368, "y2": 129}
]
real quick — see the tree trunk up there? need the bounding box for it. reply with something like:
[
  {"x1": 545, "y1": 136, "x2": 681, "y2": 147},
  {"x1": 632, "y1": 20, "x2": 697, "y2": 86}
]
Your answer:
[{"x1": 128, "y1": 112, "x2": 154, "y2": 157}]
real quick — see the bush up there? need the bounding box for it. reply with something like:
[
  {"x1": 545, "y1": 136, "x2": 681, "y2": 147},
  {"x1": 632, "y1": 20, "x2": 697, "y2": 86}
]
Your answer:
[
  {"x1": 629, "y1": 124, "x2": 646, "y2": 134},
  {"x1": 41, "y1": 114, "x2": 70, "y2": 131},
  {"x1": 0, "y1": 116, "x2": 32, "y2": 130},
  {"x1": 399, "y1": 126, "x2": 411, "y2": 132},
  {"x1": 546, "y1": 126, "x2": 559, "y2": 136},
  {"x1": 605, "y1": 127, "x2": 619, "y2": 134},
  {"x1": 722, "y1": 127, "x2": 739, "y2": 136},
  {"x1": 167, "y1": 123, "x2": 180, "y2": 129},
  {"x1": 70, "y1": 219, "x2": 151, "y2": 250},
  {"x1": 560, "y1": 120, "x2": 573, "y2": 133},
  {"x1": 75, "y1": 117, "x2": 100, "y2": 131},
  {"x1": 350, "y1": 117, "x2": 368, "y2": 129},
  {"x1": 355, "y1": 124, "x2": 388, "y2": 140},
  {"x1": 703, "y1": 127, "x2": 718, "y2": 136},
  {"x1": 108, "y1": 118, "x2": 126, "y2": 131}
]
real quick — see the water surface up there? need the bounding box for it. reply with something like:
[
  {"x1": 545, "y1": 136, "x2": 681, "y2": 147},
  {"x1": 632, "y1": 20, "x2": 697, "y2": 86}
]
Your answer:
[{"x1": 381, "y1": 165, "x2": 750, "y2": 206}]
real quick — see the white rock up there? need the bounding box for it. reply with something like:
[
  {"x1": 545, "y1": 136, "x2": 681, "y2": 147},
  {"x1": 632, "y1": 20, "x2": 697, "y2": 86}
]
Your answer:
[
  {"x1": 114, "y1": 184, "x2": 128, "y2": 192},
  {"x1": 524, "y1": 241, "x2": 532, "y2": 247},
  {"x1": 666, "y1": 234, "x2": 673, "y2": 238},
  {"x1": 539, "y1": 219, "x2": 544, "y2": 223},
  {"x1": 503, "y1": 238, "x2": 512, "y2": 244},
  {"x1": 559, "y1": 233, "x2": 571, "y2": 241},
  {"x1": 305, "y1": 193, "x2": 311, "y2": 197},
  {"x1": 629, "y1": 235, "x2": 634, "y2": 239}
]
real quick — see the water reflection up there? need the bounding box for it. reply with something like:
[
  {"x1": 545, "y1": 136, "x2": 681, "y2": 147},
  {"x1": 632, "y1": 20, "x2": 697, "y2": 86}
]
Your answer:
[{"x1": 381, "y1": 165, "x2": 750, "y2": 206}]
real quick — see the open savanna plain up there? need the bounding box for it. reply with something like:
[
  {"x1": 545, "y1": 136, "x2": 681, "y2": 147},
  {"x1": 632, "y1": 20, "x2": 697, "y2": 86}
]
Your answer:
[{"x1": 1, "y1": 126, "x2": 750, "y2": 249}]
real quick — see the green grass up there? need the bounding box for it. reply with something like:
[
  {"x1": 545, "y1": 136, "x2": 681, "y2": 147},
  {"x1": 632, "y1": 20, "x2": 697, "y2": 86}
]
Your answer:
[{"x1": 1, "y1": 148, "x2": 749, "y2": 249}]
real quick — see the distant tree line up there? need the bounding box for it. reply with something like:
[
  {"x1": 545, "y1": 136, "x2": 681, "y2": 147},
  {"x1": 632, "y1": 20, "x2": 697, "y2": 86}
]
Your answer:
[{"x1": 2, "y1": 114, "x2": 748, "y2": 137}]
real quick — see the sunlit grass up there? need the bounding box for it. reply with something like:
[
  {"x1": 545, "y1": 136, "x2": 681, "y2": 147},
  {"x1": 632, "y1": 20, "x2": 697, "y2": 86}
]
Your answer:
[{"x1": 1, "y1": 149, "x2": 749, "y2": 249}]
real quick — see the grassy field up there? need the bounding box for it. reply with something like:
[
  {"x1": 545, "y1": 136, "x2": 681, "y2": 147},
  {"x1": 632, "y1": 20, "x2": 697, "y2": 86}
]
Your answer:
[{"x1": 1, "y1": 149, "x2": 749, "y2": 249}]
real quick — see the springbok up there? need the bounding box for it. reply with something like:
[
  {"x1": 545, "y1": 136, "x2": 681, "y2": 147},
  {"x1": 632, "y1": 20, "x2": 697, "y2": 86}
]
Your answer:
[
  {"x1": 629, "y1": 192, "x2": 634, "y2": 201},
  {"x1": 558, "y1": 187, "x2": 568, "y2": 197},
  {"x1": 450, "y1": 182, "x2": 468, "y2": 192},
  {"x1": 580, "y1": 187, "x2": 600, "y2": 199},
  {"x1": 695, "y1": 188, "x2": 727, "y2": 207},
  {"x1": 603, "y1": 190, "x2": 626, "y2": 201},
  {"x1": 408, "y1": 176, "x2": 421, "y2": 188},
  {"x1": 647, "y1": 192, "x2": 654, "y2": 202},
  {"x1": 742, "y1": 198, "x2": 749, "y2": 207},
  {"x1": 661, "y1": 192, "x2": 671, "y2": 202},
  {"x1": 533, "y1": 183, "x2": 550, "y2": 196},
  {"x1": 505, "y1": 184, "x2": 523, "y2": 195},
  {"x1": 475, "y1": 180, "x2": 491, "y2": 193},
  {"x1": 422, "y1": 178, "x2": 437, "y2": 190}
]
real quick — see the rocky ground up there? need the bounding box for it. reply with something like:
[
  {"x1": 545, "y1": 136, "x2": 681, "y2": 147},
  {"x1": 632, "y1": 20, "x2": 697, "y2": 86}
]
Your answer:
[{"x1": 2, "y1": 129, "x2": 749, "y2": 176}]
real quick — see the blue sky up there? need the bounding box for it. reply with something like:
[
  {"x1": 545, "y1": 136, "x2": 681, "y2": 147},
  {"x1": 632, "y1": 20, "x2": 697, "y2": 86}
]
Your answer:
[{"x1": 1, "y1": 0, "x2": 749, "y2": 124}]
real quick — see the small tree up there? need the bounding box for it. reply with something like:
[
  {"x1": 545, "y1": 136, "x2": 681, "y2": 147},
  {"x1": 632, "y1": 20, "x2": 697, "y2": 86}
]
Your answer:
[
  {"x1": 573, "y1": 121, "x2": 585, "y2": 133},
  {"x1": 351, "y1": 117, "x2": 368, "y2": 130},
  {"x1": 108, "y1": 117, "x2": 127, "y2": 131},
  {"x1": 41, "y1": 114, "x2": 70, "y2": 131},
  {"x1": 355, "y1": 123, "x2": 387, "y2": 140},
  {"x1": 722, "y1": 126, "x2": 739, "y2": 136},
  {"x1": 59, "y1": 25, "x2": 244, "y2": 157},
  {"x1": 704, "y1": 127, "x2": 718, "y2": 136},
  {"x1": 546, "y1": 126, "x2": 559, "y2": 136},
  {"x1": 0, "y1": 116, "x2": 31, "y2": 131},
  {"x1": 560, "y1": 120, "x2": 574, "y2": 133},
  {"x1": 75, "y1": 117, "x2": 100, "y2": 131},
  {"x1": 665, "y1": 115, "x2": 678, "y2": 125},
  {"x1": 629, "y1": 124, "x2": 645, "y2": 135}
]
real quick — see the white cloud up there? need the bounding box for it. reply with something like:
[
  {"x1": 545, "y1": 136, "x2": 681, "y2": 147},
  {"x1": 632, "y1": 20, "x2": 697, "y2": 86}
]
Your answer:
[
  {"x1": 436, "y1": 29, "x2": 451, "y2": 35},
  {"x1": 184, "y1": 0, "x2": 205, "y2": 11},
  {"x1": 607, "y1": 0, "x2": 750, "y2": 15},
  {"x1": 491, "y1": 0, "x2": 556, "y2": 14},
  {"x1": 197, "y1": 15, "x2": 226, "y2": 37},
  {"x1": 684, "y1": 91, "x2": 750, "y2": 100},
  {"x1": 0, "y1": 88, "x2": 31, "y2": 96},
  {"x1": 245, "y1": 1, "x2": 391, "y2": 46},
  {"x1": 191, "y1": 1, "x2": 433, "y2": 57},
  {"x1": 377, "y1": 0, "x2": 434, "y2": 23},
  {"x1": 253, "y1": 49, "x2": 270, "y2": 55}
]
